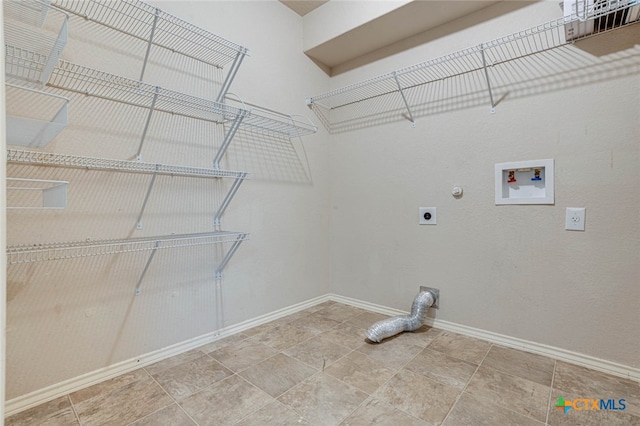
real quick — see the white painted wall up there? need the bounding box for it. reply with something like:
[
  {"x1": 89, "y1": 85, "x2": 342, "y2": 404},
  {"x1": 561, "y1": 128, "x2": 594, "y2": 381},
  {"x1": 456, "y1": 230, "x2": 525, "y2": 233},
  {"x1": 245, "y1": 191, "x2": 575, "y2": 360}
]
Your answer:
[
  {"x1": 327, "y1": 2, "x2": 640, "y2": 369},
  {"x1": 5, "y1": 1, "x2": 331, "y2": 399},
  {"x1": 5, "y1": 0, "x2": 639, "y2": 406}
]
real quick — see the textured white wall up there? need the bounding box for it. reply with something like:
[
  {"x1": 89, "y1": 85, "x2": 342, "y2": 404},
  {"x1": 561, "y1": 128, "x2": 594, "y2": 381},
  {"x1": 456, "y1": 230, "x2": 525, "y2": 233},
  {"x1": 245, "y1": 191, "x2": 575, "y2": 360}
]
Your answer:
[
  {"x1": 327, "y1": 2, "x2": 640, "y2": 368},
  {"x1": 5, "y1": 1, "x2": 331, "y2": 399},
  {"x1": 5, "y1": 0, "x2": 639, "y2": 403}
]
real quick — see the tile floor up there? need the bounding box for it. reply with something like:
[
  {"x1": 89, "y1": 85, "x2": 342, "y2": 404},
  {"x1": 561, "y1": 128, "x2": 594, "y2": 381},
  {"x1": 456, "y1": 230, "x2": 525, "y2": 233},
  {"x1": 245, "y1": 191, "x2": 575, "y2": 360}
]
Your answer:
[{"x1": 6, "y1": 301, "x2": 640, "y2": 425}]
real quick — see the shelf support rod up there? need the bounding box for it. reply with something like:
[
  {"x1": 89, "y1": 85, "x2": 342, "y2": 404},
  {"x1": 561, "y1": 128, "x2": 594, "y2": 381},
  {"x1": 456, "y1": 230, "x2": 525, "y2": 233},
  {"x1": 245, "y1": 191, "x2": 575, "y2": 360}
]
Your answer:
[
  {"x1": 135, "y1": 240, "x2": 160, "y2": 295},
  {"x1": 480, "y1": 43, "x2": 496, "y2": 114},
  {"x1": 139, "y1": 7, "x2": 160, "y2": 82},
  {"x1": 213, "y1": 110, "x2": 246, "y2": 169},
  {"x1": 136, "y1": 86, "x2": 160, "y2": 162},
  {"x1": 213, "y1": 173, "x2": 247, "y2": 229},
  {"x1": 136, "y1": 166, "x2": 159, "y2": 230},
  {"x1": 216, "y1": 49, "x2": 247, "y2": 103},
  {"x1": 392, "y1": 71, "x2": 416, "y2": 127},
  {"x1": 214, "y1": 233, "x2": 247, "y2": 280}
]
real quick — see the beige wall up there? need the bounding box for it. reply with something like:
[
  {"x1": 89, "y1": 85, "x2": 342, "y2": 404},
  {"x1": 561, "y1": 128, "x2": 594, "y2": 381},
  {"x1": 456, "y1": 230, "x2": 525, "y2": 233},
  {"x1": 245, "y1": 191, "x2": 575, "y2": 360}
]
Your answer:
[
  {"x1": 5, "y1": 0, "x2": 639, "y2": 403},
  {"x1": 5, "y1": 1, "x2": 331, "y2": 399},
  {"x1": 327, "y1": 2, "x2": 640, "y2": 368}
]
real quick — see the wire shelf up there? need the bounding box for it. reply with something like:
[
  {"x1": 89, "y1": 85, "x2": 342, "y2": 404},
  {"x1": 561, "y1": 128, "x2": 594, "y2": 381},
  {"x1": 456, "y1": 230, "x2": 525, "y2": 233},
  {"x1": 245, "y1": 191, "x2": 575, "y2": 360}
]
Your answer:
[
  {"x1": 242, "y1": 103, "x2": 319, "y2": 139},
  {"x1": 7, "y1": 231, "x2": 249, "y2": 265},
  {"x1": 307, "y1": 0, "x2": 640, "y2": 132},
  {"x1": 7, "y1": 149, "x2": 248, "y2": 179},
  {"x1": 4, "y1": 0, "x2": 68, "y2": 85},
  {"x1": 47, "y1": 60, "x2": 318, "y2": 137},
  {"x1": 51, "y1": 0, "x2": 247, "y2": 69}
]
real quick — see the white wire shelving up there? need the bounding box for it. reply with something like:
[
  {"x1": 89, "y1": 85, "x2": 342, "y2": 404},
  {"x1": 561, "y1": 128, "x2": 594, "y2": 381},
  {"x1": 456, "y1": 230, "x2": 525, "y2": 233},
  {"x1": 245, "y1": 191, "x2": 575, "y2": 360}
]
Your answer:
[
  {"x1": 4, "y1": 0, "x2": 68, "y2": 86},
  {"x1": 51, "y1": 0, "x2": 249, "y2": 102},
  {"x1": 7, "y1": 149, "x2": 246, "y2": 179},
  {"x1": 6, "y1": 148, "x2": 249, "y2": 227},
  {"x1": 306, "y1": 0, "x2": 640, "y2": 133},
  {"x1": 5, "y1": 0, "x2": 318, "y2": 293},
  {"x1": 7, "y1": 231, "x2": 248, "y2": 265},
  {"x1": 7, "y1": 231, "x2": 249, "y2": 294},
  {"x1": 47, "y1": 60, "x2": 317, "y2": 165}
]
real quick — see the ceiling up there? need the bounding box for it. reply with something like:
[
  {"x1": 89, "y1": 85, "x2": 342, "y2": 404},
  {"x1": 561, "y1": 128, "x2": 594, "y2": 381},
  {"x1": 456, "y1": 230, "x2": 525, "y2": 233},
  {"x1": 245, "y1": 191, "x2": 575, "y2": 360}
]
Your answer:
[
  {"x1": 280, "y1": 0, "x2": 328, "y2": 16},
  {"x1": 279, "y1": 1, "x2": 536, "y2": 75}
]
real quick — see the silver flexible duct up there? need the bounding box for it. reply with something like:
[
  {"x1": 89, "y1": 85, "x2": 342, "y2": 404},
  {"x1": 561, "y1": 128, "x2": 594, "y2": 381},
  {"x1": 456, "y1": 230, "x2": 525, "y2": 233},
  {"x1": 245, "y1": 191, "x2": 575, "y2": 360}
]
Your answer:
[{"x1": 365, "y1": 290, "x2": 436, "y2": 343}]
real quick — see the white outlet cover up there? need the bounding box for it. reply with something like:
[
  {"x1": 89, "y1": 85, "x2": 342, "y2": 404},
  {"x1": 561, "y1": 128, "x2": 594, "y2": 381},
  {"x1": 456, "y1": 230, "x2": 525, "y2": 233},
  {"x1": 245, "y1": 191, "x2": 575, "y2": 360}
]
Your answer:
[
  {"x1": 419, "y1": 207, "x2": 437, "y2": 225},
  {"x1": 565, "y1": 207, "x2": 585, "y2": 231}
]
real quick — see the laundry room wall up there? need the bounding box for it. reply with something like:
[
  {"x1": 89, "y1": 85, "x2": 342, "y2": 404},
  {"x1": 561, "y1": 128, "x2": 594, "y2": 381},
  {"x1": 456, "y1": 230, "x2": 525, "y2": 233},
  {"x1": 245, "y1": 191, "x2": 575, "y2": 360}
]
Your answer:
[
  {"x1": 5, "y1": 0, "x2": 331, "y2": 400},
  {"x1": 326, "y1": 1, "x2": 640, "y2": 369}
]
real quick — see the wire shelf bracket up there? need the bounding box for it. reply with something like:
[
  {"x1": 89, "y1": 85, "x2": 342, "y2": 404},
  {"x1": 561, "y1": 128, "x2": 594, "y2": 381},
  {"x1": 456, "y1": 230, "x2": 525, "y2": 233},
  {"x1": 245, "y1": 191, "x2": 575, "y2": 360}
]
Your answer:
[
  {"x1": 213, "y1": 173, "x2": 247, "y2": 228},
  {"x1": 134, "y1": 240, "x2": 159, "y2": 295},
  {"x1": 392, "y1": 71, "x2": 416, "y2": 127},
  {"x1": 214, "y1": 233, "x2": 247, "y2": 281},
  {"x1": 135, "y1": 86, "x2": 160, "y2": 162},
  {"x1": 135, "y1": 166, "x2": 158, "y2": 230},
  {"x1": 479, "y1": 43, "x2": 496, "y2": 114}
]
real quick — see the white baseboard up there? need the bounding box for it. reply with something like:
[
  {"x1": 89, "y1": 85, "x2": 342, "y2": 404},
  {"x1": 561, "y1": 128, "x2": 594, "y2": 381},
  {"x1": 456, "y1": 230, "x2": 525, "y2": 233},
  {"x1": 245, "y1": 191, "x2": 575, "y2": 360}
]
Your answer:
[
  {"x1": 328, "y1": 293, "x2": 640, "y2": 383},
  {"x1": 4, "y1": 294, "x2": 331, "y2": 417},
  {"x1": 6, "y1": 292, "x2": 638, "y2": 417}
]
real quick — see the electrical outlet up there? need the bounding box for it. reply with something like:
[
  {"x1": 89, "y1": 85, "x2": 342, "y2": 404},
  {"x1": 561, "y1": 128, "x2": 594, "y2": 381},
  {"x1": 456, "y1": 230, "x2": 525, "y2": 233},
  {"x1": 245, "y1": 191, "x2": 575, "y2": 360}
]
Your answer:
[
  {"x1": 565, "y1": 207, "x2": 585, "y2": 231},
  {"x1": 419, "y1": 207, "x2": 437, "y2": 225}
]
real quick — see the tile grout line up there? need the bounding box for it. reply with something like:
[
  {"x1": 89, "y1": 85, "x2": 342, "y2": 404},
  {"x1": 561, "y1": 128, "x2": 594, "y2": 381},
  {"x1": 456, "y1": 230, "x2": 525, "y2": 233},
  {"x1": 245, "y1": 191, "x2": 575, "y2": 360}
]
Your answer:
[
  {"x1": 451, "y1": 343, "x2": 554, "y2": 425},
  {"x1": 260, "y1": 307, "x2": 379, "y2": 425},
  {"x1": 232, "y1": 373, "x2": 296, "y2": 425},
  {"x1": 341, "y1": 328, "x2": 444, "y2": 423},
  {"x1": 440, "y1": 342, "x2": 493, "y2": 425},
  {"x1": 143, "y1": 366, "x2": 201, "y2": 426},
  {"x1": 545, "y1": 360, "x2": 558, "y2": 426},
  {"x1": 66, "y1": 394, "x2": 83, "y2": 426}
]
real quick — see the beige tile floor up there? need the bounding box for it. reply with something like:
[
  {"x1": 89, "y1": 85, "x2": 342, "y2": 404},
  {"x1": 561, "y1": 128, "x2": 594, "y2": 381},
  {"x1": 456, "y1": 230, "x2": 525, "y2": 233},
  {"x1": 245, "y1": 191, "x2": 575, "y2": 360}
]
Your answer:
[{"x1": 6, "y1": 301, "x2": 640, "y2": 425}]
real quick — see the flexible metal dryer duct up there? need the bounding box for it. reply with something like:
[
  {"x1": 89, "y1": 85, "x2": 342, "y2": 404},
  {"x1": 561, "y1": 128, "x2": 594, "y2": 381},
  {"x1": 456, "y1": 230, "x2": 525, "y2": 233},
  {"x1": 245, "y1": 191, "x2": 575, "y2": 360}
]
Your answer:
[{"x1": 366, "y1": 290, "x2": 436, "y2": 343}]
